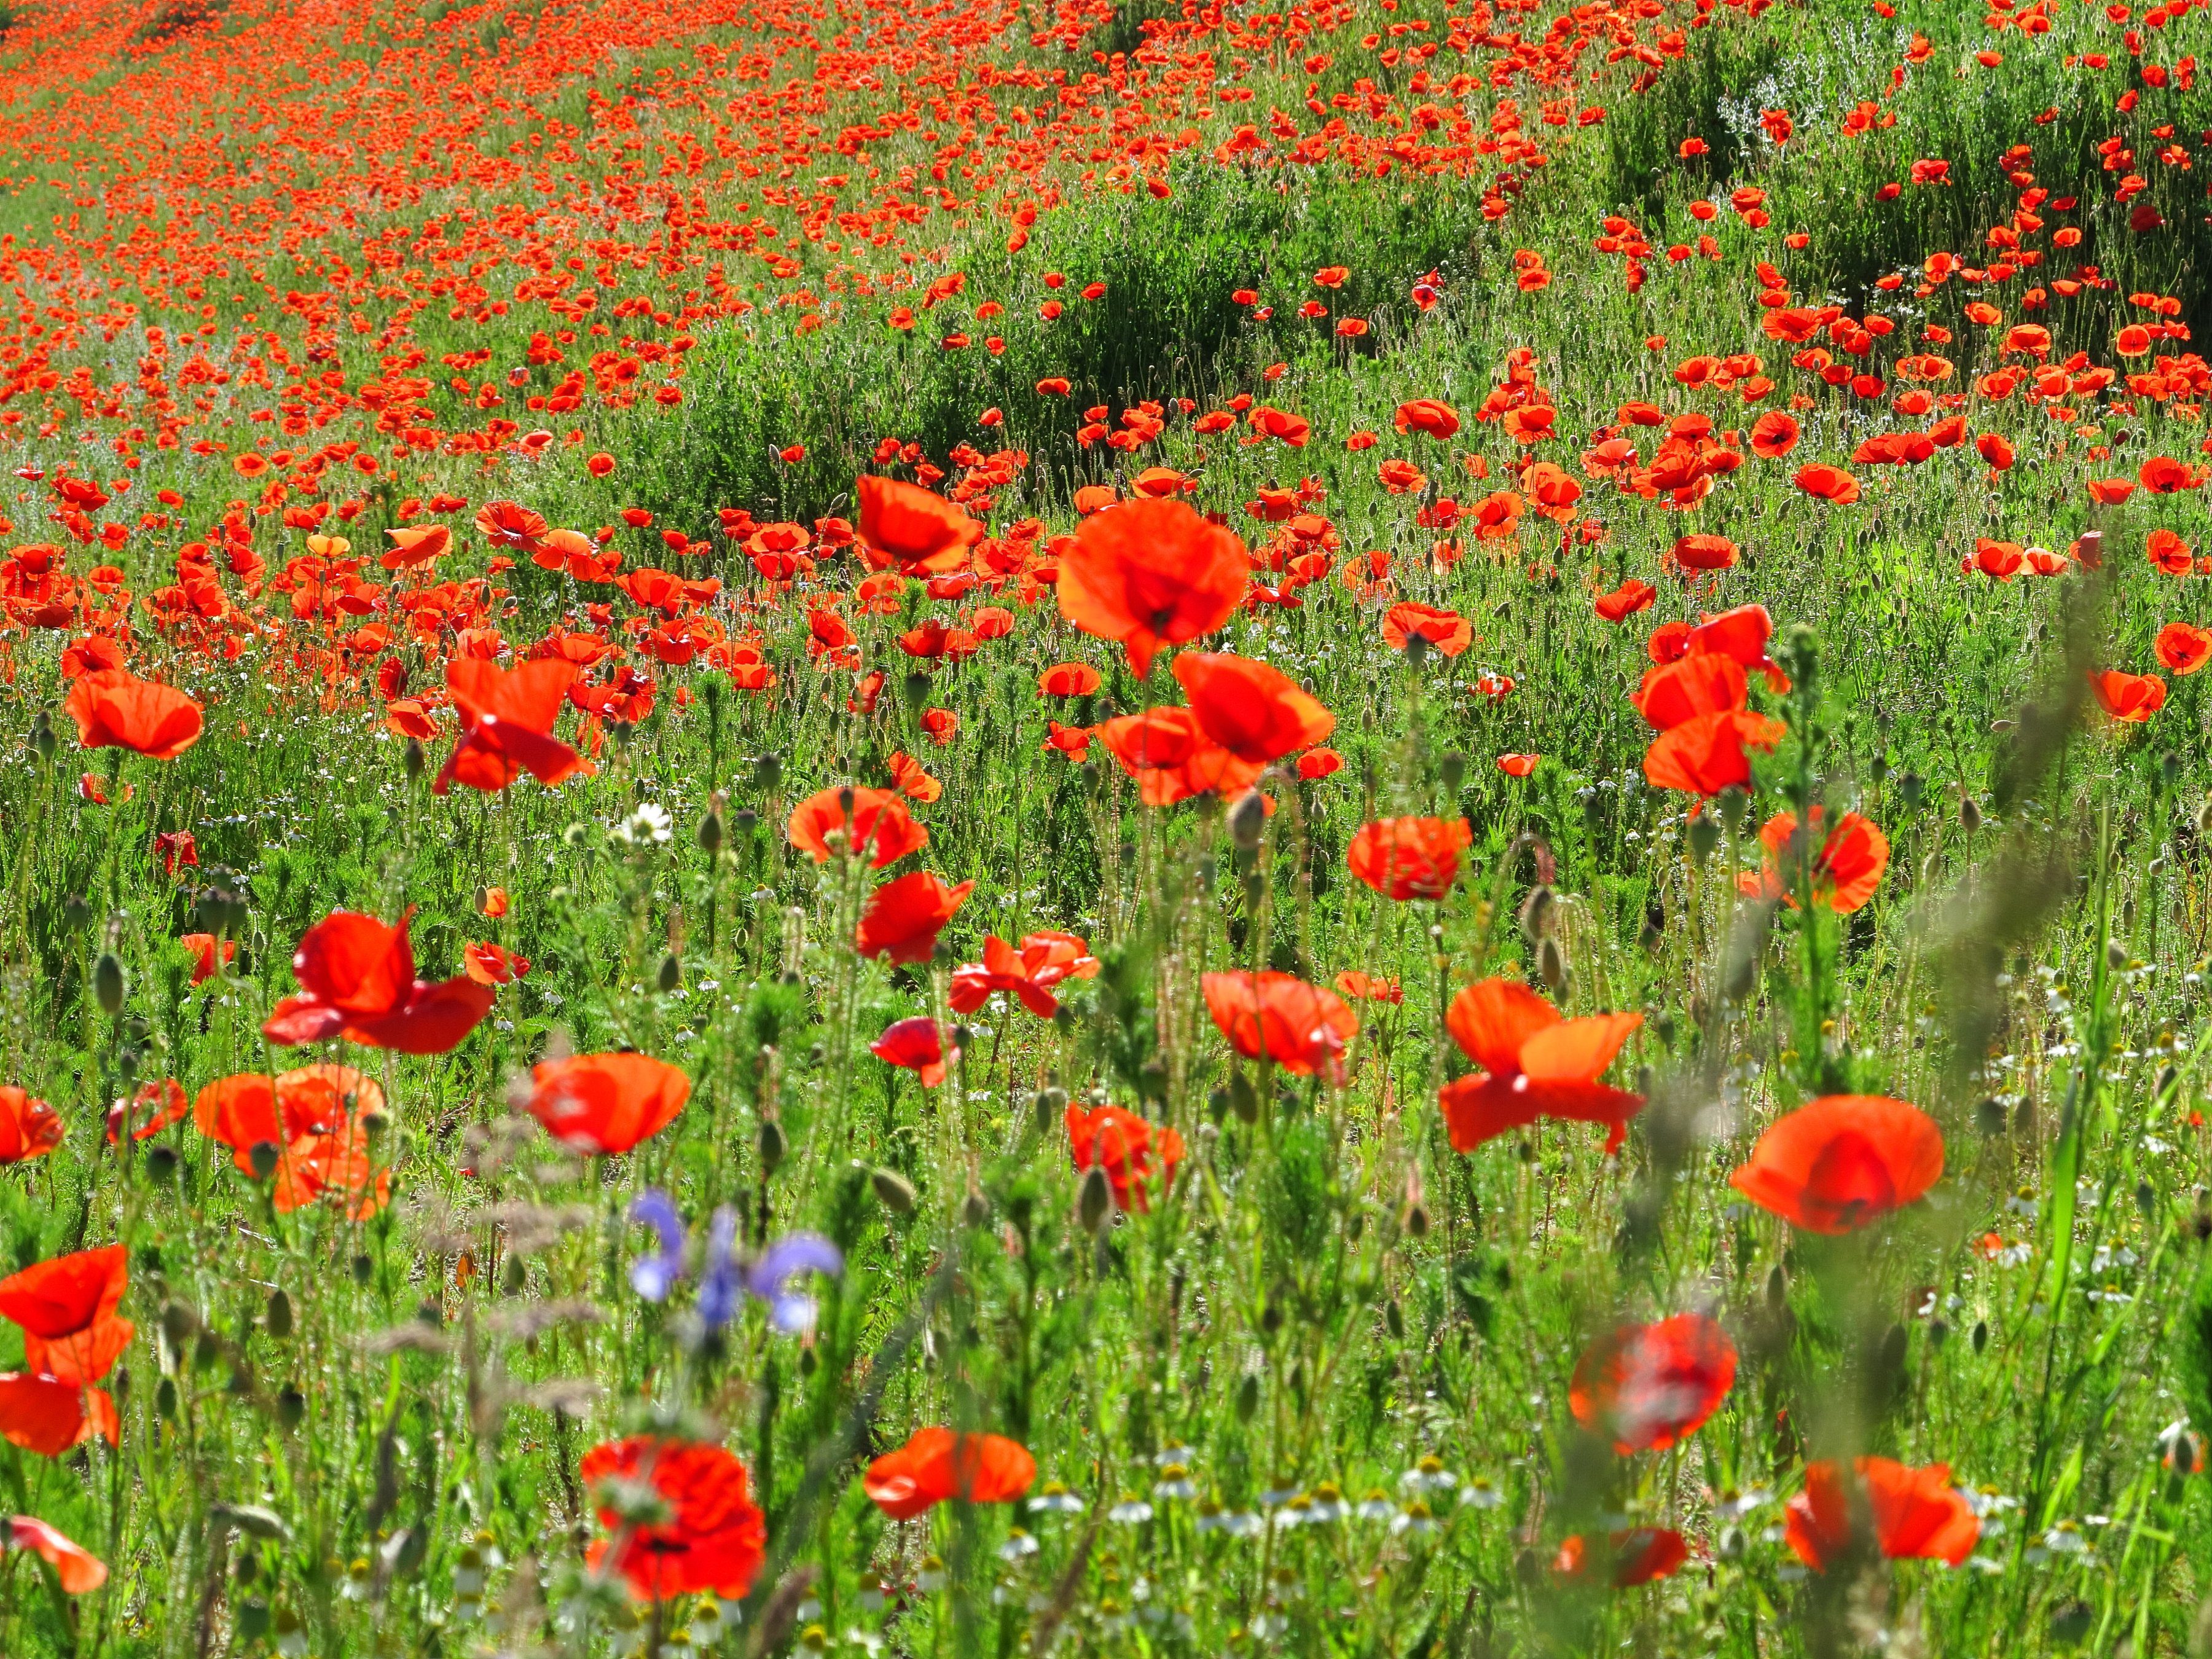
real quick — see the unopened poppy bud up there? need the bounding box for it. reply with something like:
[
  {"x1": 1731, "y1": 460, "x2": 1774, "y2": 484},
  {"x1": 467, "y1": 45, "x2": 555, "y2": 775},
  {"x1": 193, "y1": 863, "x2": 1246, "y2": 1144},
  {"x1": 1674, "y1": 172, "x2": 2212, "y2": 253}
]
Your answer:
[
  {"x1": 962, "y1": 1183, "x2": 991, "y2": 1228},
  {"x1": 93, "y1": 952, "x2": 125, "y2": 1015},
  {"x1": 1402, "y1": 630, "x2": 1431, "y2": 667},
  {"x1": 501, "y1": 1254, "x2": 526, "y2": 1296},
  {"x1": 1976, "y1": 1096, "x2": 2007, "y2": 1135},
  {"x1": 29, "y1": 714, "x2": 54, "y2": 763},
  {"x1": 146, "y1": 1144, "x2": 178, "y2": 1183},
  {"x1": 351, "y1": 1252, "x2": 374, "y2": 1285},
  {"x1": 1230, "y1": 1069, "x2": 1260, "y2": 1124},
  {"x1": 2107, "y1": 938, "x2": 2128, "y2": 971},
  {"x1": 757, "y1": 1116, "x2": 786, "y2": 1174},
  {"x1": 1537, "y1": 935, "x2": 1567, "y2": 995},
  {"x1": 1081, "y1": 760, "x2": 1102, "y2": 796},
  {"x1": 1897, "y1": 769, "x2": 1924, "y2": 812},
  {"x1": 402, "y1": 737, "x2": 425, "y2": 780},
  {"x1": 901, "y1": 670, "x2": 931, "y2": 714},
  {"x1": 192, "y1": 1330, "x2": 221, "y2": 1371},
  {"x1": 1385, "y1": 1298, "x2": 1405, "y2": 1338},
  {"x1": 1518, "y1": 885, "x2": 1555, "y2": 939},
  {"x1": 871, "y1": 1166, "x2": 917, "y2": 1216},
  {"x1": 62, "y1": 895, "x2": 89, "y2": 932},
  {"x1": 155, "y1": 1376, "x2": 178, "y2": 1419},
  {"x1": 1234, "y1": 1372, "x2": 1260, "y2": 1422},
  {"x1": 265, "y1": 1288, "x2": 292, "y2": 1338},
  {"x1": 1783, "y1": 622, "x2": 1819, "y2": 686},
  {"x1": 697, "y1": 810, "x2": 723, "y2": 855},
  {"x1": 1438, "y1": 750, "x2": 1466, "y2": 796},
  {"x1": 1765, "y1": 1263, "x2": 1787, "y2": 1312},
  {"x1": 276, "y1": 1388, "x2": 307, "y2": 1431},
  {"x1": 1687, "y1": 815, "x2": 1721, "y2": 863},
  {"x1": 248, "y1": 1140, "x2": 280, "y2": 1180},
  {"x1": 657, "y1": 952, "x2": 682, "y2": 992},
  {"x1": 1228, "y1": 789, "x2": 1266, "y2": 851},
  {"x1": 1959, "y1": 793, "x2": 1983, "y2": 833},
  {"x1": 1077, "y1": 1164, "x2": 1113, "y2": 1233},
  {"x1": 160, "y1": 1300, "x2": 198, "y2": 1349},
  {"x1": 733, "y1": 806, "x2": 758, "y2": 838},
  {"x1": 1717, "y1": 1526, "x2": 1747, "y2": 1562},
  {"x1": 752, "y1": 753, "x2": 783, "y2": 792},
  {"x1": 2162, "y1": 751, "x2": 2183, "y2": 790}
]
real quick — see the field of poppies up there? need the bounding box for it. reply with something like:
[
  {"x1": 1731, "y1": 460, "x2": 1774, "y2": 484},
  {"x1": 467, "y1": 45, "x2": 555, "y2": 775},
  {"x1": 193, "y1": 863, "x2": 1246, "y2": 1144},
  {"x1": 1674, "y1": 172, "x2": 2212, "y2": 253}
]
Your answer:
[{"x1": 0, "y1": 0, "x2": 2205, "y2": 1650}]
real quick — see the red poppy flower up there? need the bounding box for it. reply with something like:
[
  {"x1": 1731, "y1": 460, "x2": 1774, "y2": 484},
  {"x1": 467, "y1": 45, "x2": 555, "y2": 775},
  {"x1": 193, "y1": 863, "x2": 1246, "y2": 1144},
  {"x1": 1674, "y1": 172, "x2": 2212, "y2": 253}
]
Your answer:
[
  {"x1": 7, "y1": 1515, "x2": 108, "y2": 1594},
  {"x1": 1333, "y1": 969, "x2": 1403, "y2": 1003},
  {"x1": 1554, "y1": 1527, "x2": 1689, "y2": 1587},
  {"x1": 1175, "y1": 652, "x2": 1335, "y2": 763},
  {"x1": 1688, "y1": 605, "x2": 1789, "y2": 691},
  {"x1": 580, "y1": 1437, "x2": 766, "y2": 1601},
  {"x1": 1644, "y1": 711, "x2": 1784, "y2": 796},
  {"x1": 179, "y1": 931, "x2": 235, "y2": 986},
  {"x1": 1382, "y1": 601, "x2": 1473, "y2": 656},
  {"x1": 104, "y1": 1077, "x2": 187, "y2": 1145},
  {"x1": 1671, "y1": 534, "x2": 1738, "y2": 572},
  {"x1": 1730, "y1": 1095, "x2": 1943, "y2": 1233},
  {"x1": 2147, "y1": 530, "x2": 2194, "y2": 575},
  {"x1": 1094, "y1": 707, "x2": 1261, "y2": 806},
  {"x1": 1975, "y1": 433, "x2": 2014, "y2": 469},
  {"x1": 1440, "y1": 978, "x2": 1644, "y2": 1154},
  {"x1": 65, "y1": 670, "x2": 203, "y2": 761},
  {"x1": 462, "y1": 941, "x2": 530, "y2": 985},
  {"x1": 434, "y1": 659, "x2": 587, "y2": 795},
  {"x1": 2090, "y1": 669, "x2": 2166, "y2": 722},
  {"x1": 1570, "y1": 1313, "x2": 1737, "y2": 1453},
  {"x1": 855, "y1": 871, "x2": 975, "y2": 965},
  {"x1": 262, "y1": 910, "x2": 495, "y2": 1054},
  {"x1": 528, "y1": 1053, "x2": 690, "y2": 1156},
  {"x1": 1065, "y1": 1103, "x2": 1184, "y2": 1212},
  {"x1": 856, "y1": 476, "x2": 984, "y2": 574},
  {"x1": 1794, "y1": 464, "x2": 1862, "y2": 504},
  {"x1": 193, "y1": 1065, "x2": 381, "y2": 1170},
  {"x1": 0, "y1": 1087, "x2": 61, "y2": 1164},
  {"x1": 0, "y1": 1246, "x2": 130, "y2": 1387},
  {"x1": 2156, "y1": 622, "x2": 2212, "y2": 676},
  {"x1": 1395, "y1": 399, "x2": 1461, "y2": 440},
  {"x1": 1594, "y1": 579, "x2": 1656, "y2": 622},
  {"x1": 1057, "y1": 498, "x2": 1250, "y2": 677},
  {"x1": 0, "y1": 1374, "x2": 119, "y2": 1456},
  {"x1": 1785, "y1": 1458, "x2": 1978, "y2": 1570},
  {"x1": 864, "y1": 1427, "x2": 1036, "y2": 1520},
  {"x1": 872, "y1": 1016, "x2": 954, "y2": 1086},
  {"x1": 1200, "y1": 971, "x2": 1358, "y2": 1078},
  {"x1": 1038, "y1": 661, "x2": 1103, "y2": 697},
  {"x1": 1347, "y1": 817, "x2": 1473, "y2": 900},
  {"x1": 1497, "y1": 752, "x2": 1540, "y2": 777},
  {"x1": 1749, "y1": 411, "x2": 1800, "y2": 458},
  {"x1": 1738, "y1": 809, "x2": 1889, "y2": 912},
  {"x1": 788, "y1": 786, "x2": 929, "y2": 868},
  {"x1": 947, "y1": 935, "x2": 1065, "y2": 1018},
  {"x1": 475, "y1": 500, "x2": 550, "y2": 554},
  {"x1": 2086, "y1": 476, "x2": 2136, "y2": 506},
  {"x1": 1298, "y1": 747, "x2": 1343, "y2": 779}
]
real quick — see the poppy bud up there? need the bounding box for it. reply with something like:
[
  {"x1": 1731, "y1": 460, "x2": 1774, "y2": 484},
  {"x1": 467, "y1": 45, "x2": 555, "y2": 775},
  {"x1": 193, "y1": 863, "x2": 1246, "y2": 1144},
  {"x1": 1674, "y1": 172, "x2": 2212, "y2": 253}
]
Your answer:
[
  {"x1": 871, "y1": 1166, "x2": 917, "y2": 1217},
  {"x1": 962, "y1": 1183, "x2": 991, "y2": 1228},
  {"x1": 63, "y1": 894, "x2": 89, "y2": 932},
  {"x1": 657, "y1": 952, "x2": 681, "y2": 992},
  {"x1": 265, "y1": 1288, "x2": 292, "y2": 1338},
  {"x1": 156, "y1": 1376, "x2": 178, "y2": 1419},
  {"x1": 146, "y1": 1143, "x2": 178, "y2": 1183},
  {"x1": 1077, "y1": 1164, "x2": 1113, "y2": 1233},
  {"x1": 758, "y1": 1115, "x2": 786, "y2": 1174},
  {"x1": 1975, "y1": 1096, "x2": 2007, "y2": 1135},
  {"x1": 501, "y1": 1253, "x2": 527, "y2": 1296},
  {"x1": 1230, "y1": 1069, "x2": 1260, "y2": 1124},
  {"x1": 403, "y1": 737, "x2": 425, "y2": 781},
  {"x1": 1537, "y1": 935, "x2": 1567, "y2": 995},
  {"x1": 1234, "y1": 1371, "x2": 1260, "y2": 1421},
  {"x1": 1518, "y1": 885, "x2": 1555, "y2": 940},
  {"x1": 901, "y1": 670, "x2": 931, "y2": 715},
  {"x1": 734, "y1": 806, "x2": 758, "y2": 839},
  {"x1": 248, "y1": 1140, "x2": 279, "y2": 1180},
  {"x1": 93, "y1": 952, "x2": 125, "y2": 1015},
  {"x1": 1717, "y1": 1525, "x2": 1747, "y2": 1562},
  {"x1": 351, "y1": 1252, "x2": 374, "y2": 1285},
  {"x1": 1928, "y1": 1317, "x2": 1949, "y2": 1351},
  {"x1": 192, "y1": 1330, "x2": 221, "y2": 1371},
  {"x1": 1959, "y1": 793, "x2": 1983, "y2": 833},
  {"x1": 1228, "y1": 789, "x2": 1266, "y2": 851},
  {"x1": 697, "y1": 810, "x2": 723, "y2": 855},
  {"x1": 1765, "y1": 1263, "x2": 1788, "y2": 1313},
  {"x1": 29, "y1": 712, "x2": 55, "y2": 763},
  {"x1": 1438, "y1": 750, "x2": 1466, "y2": 796},
  {"x1": 2162, "y1": 752, "x2": 2183, "y2": 791},
  {"x1": 1687, "y1": 814, "x2": 1722, "y2": 863},
  {"x1": 1080, "y1": 761, "x2": 1102, "y2": 796},
  {"x1": 276, "y1": 1388, "x2": 307, "y2": 1432},
  {"x1": 1385, "y1": 1298, "x2": 1405, "y2": 1338},
  {"x1": 1897, "y1": 770, "x2": 1924, "y2": 812},
  {"x1": 160, "y1": 1300, "x2": 198, "y2": 1349},
  {"x1": 753, "y1": 753, "x2": 783, "y2": 792},
  {"x1": 1402, "y1": 630, "x2": 1431, "y2": 668}
]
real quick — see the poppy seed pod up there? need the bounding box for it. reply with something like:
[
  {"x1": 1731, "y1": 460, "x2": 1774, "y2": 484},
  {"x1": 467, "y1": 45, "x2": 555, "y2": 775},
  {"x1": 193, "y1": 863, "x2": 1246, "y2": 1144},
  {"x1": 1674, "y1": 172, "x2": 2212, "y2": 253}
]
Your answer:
[
  {"x1": 871, "y1": 1166, "x2": 917, "y2": 1216},
  {"x1": 1077, "y1": 1164, "x2": 1113, "y2": 1233},
  {"x1": 93, "y1": 952, "x2": 125, "y2": 1016},
  {"x1": 1228, "y1": 789, "x2": 1266, "y2": 851}
]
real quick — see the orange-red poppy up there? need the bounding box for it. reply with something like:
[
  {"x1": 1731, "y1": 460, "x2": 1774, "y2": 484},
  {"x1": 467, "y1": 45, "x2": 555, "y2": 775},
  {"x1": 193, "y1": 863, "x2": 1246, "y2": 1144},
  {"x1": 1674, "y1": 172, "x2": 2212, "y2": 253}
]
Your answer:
[
  {"x1": 2090, "y1": 669, "x2": 2167, "y2": 722},
  {"x1": 1553, "y1": 1528, "x2": 1688, "y2": 1588},
  {"x1": 1729, "y1": 1095, "x2": 1942, "y2": 1233},
  {"x1": 1057, "y1": 498, "x2": 1249, "y2": 677},
  {"x1": 1065, "y1": 1102, "x2": 1184, "y2": 1212},
  {"x1": 2156, "y1": 622, "x2": 2212, "y2": 676},
  {"x1": 7, "y1": 1515, "x2": 108, "y2": 1594},
  {"x1": 855, "y1": 871, "x2": 975, "y2": 965},
  {"x1": 65, "y1": 670, "x2": 203, "y2": 761},
  {"x1": 581, "y1": 1437, "x2": 766, "y2": 1601},
  {"x1": 0, "y1": 1246, "x2": 130, "y2": 1388},
  {"x1": 1594, "y1": 579, "x2": 1656, "y2": 622},
  {"x1": 1347, "y1": 817, "x2": 1473, "y2": 900},
  {"x1": 1785, "y1": 1458, "x2": 1978, "y2": 1570},
  {"x1": 1395, "y1": 398, "x2": 1461, "y2": 440},
  {"x1": 179, "y1": 931, "x2": 236, "y2": 986},
  {"x1": 0, "y1": 1374, "x2": 119, "y2": 1456},
  {"x1": 1569, "y1": 1313, "x2": 1736, "y2": 1453},
  {"x1": 528, "y1": 1053, "x2": 690, "y2": 1156},
  {"x1": 864, "y1": 1427, "x2": 1036, "y2": 1520},
  {"x1": 462, "y1": 941, "x2": 530, "y2": 986},
  {"x1": 1038, "y1": 661, "x2": 1103, "y2": 697},
  {"x1": 1794, "y1": 463, "x2": 1861, "y2": 504},
  {"x1": 1382, "y1": 601, "x2": 1473, "y2": 656},
  {"x1": 262, "y1": 909, "x2": 495, "y2": 1054},
  {"x1": 1200, "y1": 970, "x2": 1358, "y2": 1078},
  {"x1": 856, "y1": 476, "x2": 984, "y2": 573},
  {"x1": 1094, "y1": 707, "x2": 1260, "y2": 805},
  {"x1": 434, "y1": 658, "x2": 587, "y2": 795},
  {"x1": 1175, "y1": 652, "x2": 1334, "y2": 763},
  {"x1": 0, "y1": 1087, "x2": 61, "y2": 1164},
  {"x1": 104, "y1": 1077, "x2": 187, "y2": 1145},
  {"x1": 871, "y1": 1016, "x2": 954, "y2": 1086},
  {"x1": 1737, "y1": 808, "x2": 1889, "y2": 912},
  {"x1": 1497, "y1": 752, "x2": 1540, "y2": 777},
  {"x1": 1440, "y1": 978, "x2": 1644, "y2": 1153},
  {"x1": 787, "y1": 786, "x2": 929, "y2": 868}
]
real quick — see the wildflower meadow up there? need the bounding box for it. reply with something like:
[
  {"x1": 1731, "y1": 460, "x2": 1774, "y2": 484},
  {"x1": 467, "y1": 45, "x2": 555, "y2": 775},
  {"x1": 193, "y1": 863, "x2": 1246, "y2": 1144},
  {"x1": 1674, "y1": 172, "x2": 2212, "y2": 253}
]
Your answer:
[{"x1": 0, "y1": 0, "x2": 2205, "y2": 1650}]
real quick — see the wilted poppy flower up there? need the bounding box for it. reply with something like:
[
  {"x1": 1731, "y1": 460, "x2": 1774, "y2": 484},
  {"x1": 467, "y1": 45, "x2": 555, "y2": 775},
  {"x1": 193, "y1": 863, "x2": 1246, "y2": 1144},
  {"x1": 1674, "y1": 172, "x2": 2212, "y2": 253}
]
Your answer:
[
  {"x1": 2156, "y1": 622, "x2": 2212, "y2": 676},
  {"x1": 865, "y1": 1427, "x2": 1036, "y2": 1520},
  {"x1": 1554, "y1": 1528, "x2": 1688, "y2": 1588},
  {"x1": 0, "y1": 1374, "x2": 119, "y2": 1456},
  {"x1": 1739, "y1": 809, "x2": 1889, "y2": 912},
  {"x1": 1057, "y1": 498, "x2": 1250, "y2": 677},
  {"x1": 0, "y1": 1246, "x2": 130, "y2": 1387},
  {"x1": 1441, "y1": 979, "x2": 1643, "y2": 1153},
  {"x1": 1065, "y1": 1102, "x2": 1184, "y2": 1212},
  {"x1": 434, "y1": 659, "x2": 587, "y2": 795},
  {"x1": 1730, "y1": 1095, "x2": 1943, "y2": 1233},
  {"x1": 262, "y1": 910, "x2": 495, "y2": 1054},
  {"x1": 7, "y1": 1515, "x2": 108, "y2": 1594},
  {"x1": 856, "y1": 476, "x2": 984, "y2": 574},
  {"x1": 65, "y1": 670, "x2": 203, "y2": 761},
  {"x1": 1382, "y1": 602, "x2": 1473, "y2": 656},
  {"x1": 1785, "y1": 1458, "x2": 1978, "y2": 1570},
  {"x1": 872, "y1": 1016, "x2": 954, "y2": 1086},
  {"x1": 788, "y1": 786, "x2": 929, "y2": 868},
  {"x1": 1570, "y1": 1313, "x2": 1737, "y2": 1453},
  {"x1": 1201, "y1": 971, "x2": 1358, "y2": 1078},
  {"x1": 2090, "y1": 669, "x2": 2166, "y2": 723},
  {"x1": 0, "y1": 1087, "x2": 61, "y2": 1164},
  {"x1": 1347, "y1": 817, "x2": 1473, "y2": 900},
  {"x1": 855, "y1": 871, "x2": 975, "y2": 965},
  {"x1": 1175, "y1": 652, "x2": 1334, "y2": 763},
  {"x1": 528, "y1": 1053, "x2": 691, "y2": 1155},
  {"x1": 581, "y1": 1437, "x2": 766, "y2": 1601}
]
